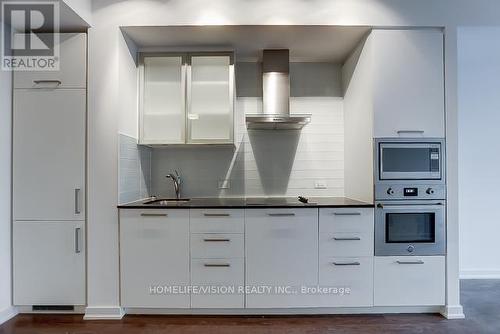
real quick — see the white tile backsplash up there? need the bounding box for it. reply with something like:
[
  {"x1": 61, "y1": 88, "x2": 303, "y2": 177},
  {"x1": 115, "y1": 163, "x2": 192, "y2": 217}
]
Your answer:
[
  {"x1": 150, "y1": 97, "x2": 344, "y2": 198},
  {"x1": 119, "y1": 133, "x2": 152, "y2": 204}
]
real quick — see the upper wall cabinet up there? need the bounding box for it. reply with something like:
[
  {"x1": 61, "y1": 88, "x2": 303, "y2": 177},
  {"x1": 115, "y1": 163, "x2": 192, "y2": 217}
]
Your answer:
[
  {"x1": 14, "y1": 33, "x2": 87, "y2": 89},
  {"x1": 371, "y1": 30, "x2": 445, "y2": 138},
  {"x1": 139, "y1": 53, "x2": 235, "y2": 145}
]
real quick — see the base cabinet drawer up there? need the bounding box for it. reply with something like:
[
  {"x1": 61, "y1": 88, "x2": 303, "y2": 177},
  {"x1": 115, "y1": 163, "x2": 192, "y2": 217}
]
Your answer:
[
  {"x1": 318, "y1": 257, "x2": 373, "y2": 307},
  {"x1": 191, "y1": 258, "x2": 244, "y2": 308},
  {"x1": 320, "y1": 208, "x2": 374, "y2": 234},
  {"x1": 374, "y1": 256, "x2": 445, "y2": 306},
  {"x1": 190, "y1": 209, "x2": 244, "y2": 233},
  {"x1": 320, "y1": 232, "x2": 373, "y2": 257},
  {"x1": 191, "y1": 233, "x2": 244, "y2": 259}
]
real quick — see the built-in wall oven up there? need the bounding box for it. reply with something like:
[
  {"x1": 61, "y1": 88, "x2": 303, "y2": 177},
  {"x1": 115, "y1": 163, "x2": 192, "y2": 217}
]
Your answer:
[
  {"x1": 374, "y1": 138, "x2": 446, "y2": 256},
  {"x1": 375, "y1": 200, "x2": 445, "y2": 256}
]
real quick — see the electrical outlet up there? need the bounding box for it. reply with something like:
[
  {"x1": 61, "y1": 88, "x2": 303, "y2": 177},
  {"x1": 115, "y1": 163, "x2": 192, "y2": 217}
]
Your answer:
[
  {"x1": 218, "y1": 179, "x2": 231, "y2": 189},
  {"x1": 314, "y1": 180, "x2": 328, "y2": 189}
]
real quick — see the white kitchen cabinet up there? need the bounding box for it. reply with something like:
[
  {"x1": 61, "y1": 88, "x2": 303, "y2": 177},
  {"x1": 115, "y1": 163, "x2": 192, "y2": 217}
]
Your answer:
[
  {"x1": 371, "y1": 30, "x2": 445, "y2": 138},
  {"x1": 139, "y1": 55, "x2": 186, "y2": 144},
  {"x1": 190, "y1": 258, "x2": 244, "y2": 308},
  {"x1": 318, "y1": 257, "x2": 373, "y2": 307},
  {"x1": 14, "y1": 33, "x2": 87, "y2": 89},
  {"x1": 245, "y1": 208, "x2": 319, "y2": 308},
  {"x1": 374, "y1": 256, "x2": 445, "y2": 306},
  {"x1": 187, "y1": 55, "x2": 234, "y2": 144},
  {"x1": 13, "y1": 221, "x2": 85, "y2": 306},
  {"x1": 319, "y1": 208, "x2": 374, "y2": 257},
  {"x1": 13, "y1": 89, "x2": 86, "y2": 221},
  {"x1": 139, "y1": 52, "x2": 234, "y2": 145},
  {"x1": 120, "y1": 210, "x2": 190, "y2": 308}
]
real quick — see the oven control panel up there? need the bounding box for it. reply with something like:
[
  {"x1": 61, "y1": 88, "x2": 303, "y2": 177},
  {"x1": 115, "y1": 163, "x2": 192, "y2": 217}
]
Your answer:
[{"x1": 376, "y1": 184, "x2": 445, "y2": 200}]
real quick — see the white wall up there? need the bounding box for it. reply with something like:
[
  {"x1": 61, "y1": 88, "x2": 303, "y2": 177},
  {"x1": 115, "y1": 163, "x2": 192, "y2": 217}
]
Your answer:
[
  {"x1": 343, "y1": 36, "x2": 374, "y2": 204},
  {"x1": 458, "y1": 27, "x2": 500, "y2": 279},
  {"x1": 88, "y1": 0, "x2": 500, "y2": 319},
  {"x1": 0, "y1": 20, "x2": 15, "y2": 325}
]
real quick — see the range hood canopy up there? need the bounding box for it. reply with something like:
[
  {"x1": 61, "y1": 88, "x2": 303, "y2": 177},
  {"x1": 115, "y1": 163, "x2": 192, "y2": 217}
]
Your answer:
[{"x1": 246, "y1": 49, "x2": 312, "y2": 130}]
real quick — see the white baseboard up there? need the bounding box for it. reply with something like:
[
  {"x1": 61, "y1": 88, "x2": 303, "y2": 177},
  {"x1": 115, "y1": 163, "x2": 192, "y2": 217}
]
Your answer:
[
  {"x1": 84, "y1": 307, "x2": 124, "y2": 320},
  {"x1": 460, "y1": 270, "x2": 500, "y2": 279},
  {"x1": 0, "y1": 306, "x2": 18, "y2": 325},
  {"x1": 440, "y1": 305, "x2": 465, "y2": 319}
]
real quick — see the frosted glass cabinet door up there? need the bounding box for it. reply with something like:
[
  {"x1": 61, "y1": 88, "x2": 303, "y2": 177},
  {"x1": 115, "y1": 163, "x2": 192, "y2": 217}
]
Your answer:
[
  {"x1": 140, "y1": 56, "x2": 185, "y2": 144},
  {"x1": 188, "y1": 55, "x2": 234, "y2": 144}
]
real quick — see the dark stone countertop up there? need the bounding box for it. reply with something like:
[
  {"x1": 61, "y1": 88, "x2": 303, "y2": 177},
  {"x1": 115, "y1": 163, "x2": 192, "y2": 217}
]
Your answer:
[{"x1": 118, "y1": 197, "x2": 374, "y2": 209}]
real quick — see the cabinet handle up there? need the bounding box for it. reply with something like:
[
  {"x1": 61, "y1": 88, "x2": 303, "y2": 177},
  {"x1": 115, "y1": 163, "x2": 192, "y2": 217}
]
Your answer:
[
  {"x1": 333, "y1": 212, "x2": 361, "y2": 216},
  {"x1": 203, "y1": 238, "x2": 231, "y2": 242},
  {"x1": 396, "y1": 260, "x2": 425, "y2": 265},
  {"x1": 140, "y1": 213, "x2": 168, "y2": 217},
  {"x1": 333, "y1": 237, "x2": 361, "y2": 241},
  {"x1": 203, "y1": 213, "x2": 230, "y2": 217},
  {"x1": 397, "y1": 130, "x2": 425, "y2": 135},
  {"x1": 74, "y1": 189, "x2": 81, "y2": 214},
  {"x1": 75, "y1": 228, "x2": 82, "y2": 254},
  {"x1": 332, "y1": 262, "x2": 360, "y2": 266},
  {"x1": 268, "y1": 213, "x2": 295, "y2": 217},
  {"x1": 33, "y1": 80, "x2": 62, "y2": 85},
  {"x1": 204, "y1": 263, "x2": 231, "y2": 268}
]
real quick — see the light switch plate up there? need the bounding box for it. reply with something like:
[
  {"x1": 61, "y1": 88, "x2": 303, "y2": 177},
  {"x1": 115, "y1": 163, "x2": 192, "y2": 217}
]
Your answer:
[
  {"x1": 218, "y1": 180, "x2": 231, "y2": 189},
  {"x1": 314, "y1": 180, "x2": 328, "y2": 189}
]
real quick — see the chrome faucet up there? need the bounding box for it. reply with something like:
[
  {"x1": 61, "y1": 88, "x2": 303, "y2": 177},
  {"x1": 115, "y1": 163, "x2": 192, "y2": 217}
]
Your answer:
[{"x1": 166, "y1": 170, "x2": 182, "y2": 200}]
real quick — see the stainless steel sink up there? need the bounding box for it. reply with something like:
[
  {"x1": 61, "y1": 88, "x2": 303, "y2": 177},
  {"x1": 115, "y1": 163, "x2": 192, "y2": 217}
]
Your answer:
[{"x1": 144, "y1": 198, "x2": 190, "y2": 205}]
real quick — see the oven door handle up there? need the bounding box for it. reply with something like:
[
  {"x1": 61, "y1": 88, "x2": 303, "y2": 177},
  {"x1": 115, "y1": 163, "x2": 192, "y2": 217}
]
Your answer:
[{"x1": 377, "y1": 203, "x2": 443, "y2": 209}]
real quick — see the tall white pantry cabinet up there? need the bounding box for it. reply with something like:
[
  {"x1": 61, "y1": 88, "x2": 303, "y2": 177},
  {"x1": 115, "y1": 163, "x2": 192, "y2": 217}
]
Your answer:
[{"x1": 12, "y1": 33, "x2": 87, "y2": 307}]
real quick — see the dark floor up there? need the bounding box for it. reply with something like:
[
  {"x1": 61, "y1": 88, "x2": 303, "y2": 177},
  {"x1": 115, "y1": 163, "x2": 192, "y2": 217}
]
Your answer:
[{"x1": 1, "y1": 280, "x2": 499, "y2": 334}]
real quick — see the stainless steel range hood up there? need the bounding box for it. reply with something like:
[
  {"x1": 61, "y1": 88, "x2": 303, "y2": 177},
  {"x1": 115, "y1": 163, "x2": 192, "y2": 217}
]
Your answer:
[{"x1": 246, "y1": 49, "x2": 311, "y2": 130}]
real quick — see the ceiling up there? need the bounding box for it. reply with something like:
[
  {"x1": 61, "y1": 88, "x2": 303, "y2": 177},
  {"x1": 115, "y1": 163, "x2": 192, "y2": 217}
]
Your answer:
[{"x1": 121, "y1": 25, "x2": 371, "y2": 63}]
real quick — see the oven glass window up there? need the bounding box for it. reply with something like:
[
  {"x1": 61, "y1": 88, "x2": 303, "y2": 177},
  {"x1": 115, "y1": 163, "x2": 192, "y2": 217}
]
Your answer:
[
  {"x1": 386, "y1": 213, "x2": 435, "y2": 243},
  {"x1": 382, "y1": 147, "x2": 439, "y2": 173}
]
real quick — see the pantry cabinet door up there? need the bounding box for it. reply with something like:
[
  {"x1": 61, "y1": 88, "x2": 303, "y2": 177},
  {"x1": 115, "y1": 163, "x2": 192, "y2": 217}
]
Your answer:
[
  {"x1": 13, "y1": 221, "x2": 85, "y2": 306},
  {"x1": 372, "y1": 30, "x2": 445, "y2": 138},
  {"x1": 14, "y1": 33, "x2": 87, "y2": 89},
  {"x1": 13, "y1": 89, "x2": 86, "y2": 221}
]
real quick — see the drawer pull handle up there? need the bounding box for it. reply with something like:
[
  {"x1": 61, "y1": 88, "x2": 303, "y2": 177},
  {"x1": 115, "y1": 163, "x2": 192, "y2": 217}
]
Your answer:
[
  {"x1": 33, "y1": 80, "x2": 62, "y2": 85},
  {"x1": 75, "y1": 228, "x2": 82, "y2": 254},
  {"x1": 333, "y1": 212, "x2": 361, "y2": 216},
  {"x1": 396, "y1": 260, "x2": 425, "y2": 265},
  {"x1": 204, "y1": 213, "x2": 230, "y2": 217},
  {"x1": 74, "y1": 188, "x2": 81, "y2": 214},
  {"x1": 140, "y1": 213, "x2": 168, "y2": 217},
  {"x1": 204, "y1": 263, "x2": 231, "y2": 268},
  {"x1": 268, "y1": 213, "x2": 296, "y2": 217},
  {"x1": 203, "y1": 238, "x2": 231, "y2": 242},
  {"x1": 333, "y1": 237, "x2": 361, "y2": 241},
  {"x1": 332, "y1": 262, "x2": 361, "y2": 266},
  {"x1": 397, "y1": 130, "x2": 425, "y2": 135}
]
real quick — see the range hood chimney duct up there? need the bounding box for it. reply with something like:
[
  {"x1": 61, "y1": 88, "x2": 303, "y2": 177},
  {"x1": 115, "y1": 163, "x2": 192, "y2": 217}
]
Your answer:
[{"x1": 246, "y1": 49, "x2": 311, "y2": 130}]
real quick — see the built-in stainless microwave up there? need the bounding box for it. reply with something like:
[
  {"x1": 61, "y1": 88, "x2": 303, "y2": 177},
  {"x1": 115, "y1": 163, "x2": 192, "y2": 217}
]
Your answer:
[
  {"x1": 375, "y1": 200, "x2": 446, "y2": 256},
  {"x1": 375, "y1": 138, "x2": 445, "y2": 181}
]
